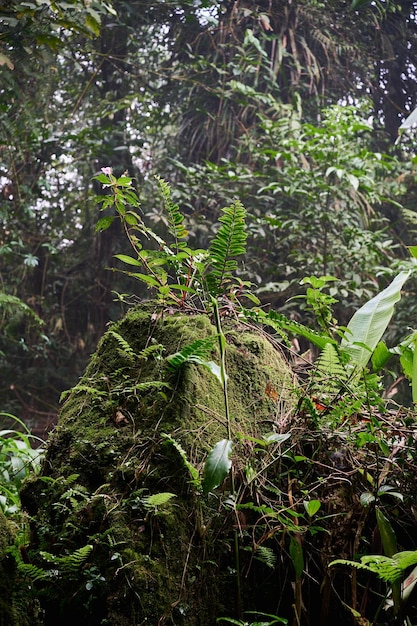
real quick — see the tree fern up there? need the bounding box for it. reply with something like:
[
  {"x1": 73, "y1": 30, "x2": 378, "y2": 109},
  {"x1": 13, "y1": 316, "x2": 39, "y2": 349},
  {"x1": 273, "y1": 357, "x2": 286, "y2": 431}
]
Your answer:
[
  {"x1": 206, "y1": 201, "x2": 247, "y2": 294},
  {"x1": 255, "y1": 545, "x2": 277, "y2": 570}
]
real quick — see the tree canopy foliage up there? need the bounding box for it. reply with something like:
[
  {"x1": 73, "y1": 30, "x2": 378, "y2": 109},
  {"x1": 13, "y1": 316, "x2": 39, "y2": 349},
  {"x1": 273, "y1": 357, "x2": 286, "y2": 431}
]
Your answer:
[{"x1": 1, "y1": 0, "x2": 417, "y2": 428}]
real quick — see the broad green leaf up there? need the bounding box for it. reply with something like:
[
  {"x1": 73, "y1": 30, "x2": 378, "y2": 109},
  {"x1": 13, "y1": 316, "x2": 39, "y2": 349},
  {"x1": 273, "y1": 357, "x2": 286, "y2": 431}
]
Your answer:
[
  {"x1": 303, "y1": 499, "x2": 321, "y2": 517},
  {"x1": 408, "y1": 246, "x2": 417, "y2": 259},
  {"x1": 114, "y1": 254, "x2": 142, "y2": 266},
  {"x1": 360, "y1": 491, "x2": 375, "y2": 507},
  {"x1": 95, "y1": 215, "x2": 116, "y2": 232},
  {"x1": 289, "y1": 535, "x2": 304, "y2": 577},
  {"x1": 202, "y1": 439, "x2": 233, "y2": 494},
  {"x1": 371, "y1": 341, "x2": 391, "y2": 372},
  {"x1": 376, "y1": 506, "x2": 401, "y2": 613},
  {"x1": 376, "y1": 507, "x2": 397, "y2": 558},
  {"x1": 341, "y1": 271, "x2": 411, "y2": 368},
  {"x1": 192, "y1": 358, "x2": 224, "y2": 386}
]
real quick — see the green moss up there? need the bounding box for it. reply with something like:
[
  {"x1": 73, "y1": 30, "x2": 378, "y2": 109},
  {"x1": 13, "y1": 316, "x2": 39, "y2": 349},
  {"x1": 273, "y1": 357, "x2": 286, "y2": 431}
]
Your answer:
[{"x1": 20, "y1": 305, "x2": 297, "y2": 625}]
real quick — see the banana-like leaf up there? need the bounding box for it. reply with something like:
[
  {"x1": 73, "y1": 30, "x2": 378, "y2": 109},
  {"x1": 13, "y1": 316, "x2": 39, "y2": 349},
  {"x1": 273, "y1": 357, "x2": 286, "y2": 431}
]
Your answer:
[
  {"x1": 341, "y1": 271, "x2": 411, "y2": 369},
  {"x1": 399, "y1": 106, "x2": 417, "y2": 131},
  {"x1": 202, "y1": 439, "x2": 233, "y2": 494}
]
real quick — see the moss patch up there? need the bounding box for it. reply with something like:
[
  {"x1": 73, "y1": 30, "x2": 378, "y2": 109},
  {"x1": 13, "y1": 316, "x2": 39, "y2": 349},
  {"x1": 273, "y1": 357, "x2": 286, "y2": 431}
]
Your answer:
[{"x1": 20, "y1": 305, "x2": 296, "y2": 625}]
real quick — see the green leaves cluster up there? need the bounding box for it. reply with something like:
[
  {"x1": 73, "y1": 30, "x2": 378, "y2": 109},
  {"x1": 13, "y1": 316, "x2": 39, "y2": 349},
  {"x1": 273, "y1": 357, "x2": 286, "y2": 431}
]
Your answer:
[{"x1": 94, "y1": 170, "x2": 255, "y2": 308}]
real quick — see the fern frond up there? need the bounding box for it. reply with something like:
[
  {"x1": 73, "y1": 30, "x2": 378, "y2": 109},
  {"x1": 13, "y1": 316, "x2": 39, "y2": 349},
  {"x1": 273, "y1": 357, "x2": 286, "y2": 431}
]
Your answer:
[
  {"x1": 330, "y1": 554, "x2": 405, "y2": 584},
  {"x1": 161, "y1": 433, "x2": 200, "y2": 484},
  {"x1": 39, "y1": 544, "x2": 93, "y2": 574},
  {"x1": 108, "y1": 330, "x2": 136, "y2": 363},
  {"x1": 206, "y1": 201, "x2": 247, "y2": 293},
  {"x1": 312, "y1": 343, "x2": 347, "y2": 396},
  {"x1": 18, "y1": 562, "x2": 52, "y2": 583},
  {"x1": 255, "y1": 545, "x2": 277, "y2": 569},
  {"x1": 166, "y1": 336, "x2": 217, "y2": 371},
  {"x1": 60, "y1": 385, "x2": 107, "y2": 401},
  {"x1": 156, "y1": 176, "x2": 188, "y2": 249},
  {"x1": 0, "y1": 293, "x2": 43, "y2": 326},
  {"x1": 138, "y1": 343, "x2": 164, "y2": 360},
  {"x1": 128, "y1": 381, "x2": 172, "y2": 393},
  {"x1": 141, "y1": 492, "x2": 176, "y2": 510}
]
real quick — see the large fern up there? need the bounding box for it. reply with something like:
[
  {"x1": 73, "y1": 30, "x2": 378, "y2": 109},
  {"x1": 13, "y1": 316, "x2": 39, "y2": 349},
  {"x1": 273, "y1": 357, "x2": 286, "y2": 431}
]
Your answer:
[{"x1": 206, "y1": 201, "x2": 247, "y2": 294}]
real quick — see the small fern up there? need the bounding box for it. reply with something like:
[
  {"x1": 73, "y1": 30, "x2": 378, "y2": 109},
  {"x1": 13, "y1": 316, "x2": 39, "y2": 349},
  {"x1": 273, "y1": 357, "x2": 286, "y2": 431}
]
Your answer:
[
  {"x1": 162, "y1": 433, "x2": 201, "y2": 486},
  {"x1": 39, "y1": 544, "x2": 93, "y2": 575},
  {"x1": 138, "y1": 343, "x2": 164, "y2": 360},
  {"x1": 166, "y1": 336, "x2": 217, "y2": 371},
  {"x1": 156, "y1": 176, "x2": 188, "y2": 249},
  {"x1": 18, "y1": 562, "x2": 53, "y2": 583},
  {"x1": 330, "y1": 550, "x2": 417, "y2": 584},
  {"x1": 108, "y1": 330, "x2": 136, "y2": 364},
  {"x1": 206, "y1": 200, "x2": 247, "y2": 294},
  {"x1": 254, "y1": 545, "x2": 277, "y2": 570},
  {"x1": 141, "y1": 492, "x2": 176, "y2": 510},
  {"x1": 312, "y1": 342, "x2": 347, "y2": 396}
]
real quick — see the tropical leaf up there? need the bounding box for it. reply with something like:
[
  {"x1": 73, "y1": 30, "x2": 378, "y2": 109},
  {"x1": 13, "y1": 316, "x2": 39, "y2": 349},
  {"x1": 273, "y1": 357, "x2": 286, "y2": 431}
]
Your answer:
[
  {"x1": 202, "y1": 439, "x2": 233, "y2": 494},
  {"x1": 341, "y1": 271, "x2": 412, "y2": 369}
]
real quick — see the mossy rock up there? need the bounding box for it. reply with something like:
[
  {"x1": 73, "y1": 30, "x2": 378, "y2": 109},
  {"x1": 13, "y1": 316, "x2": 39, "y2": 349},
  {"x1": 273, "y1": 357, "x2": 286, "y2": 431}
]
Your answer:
[
  {"x1": 0, "y1": 510, "x2": 44, "y2": 626},
  {"x1": 21, "y1": 304, "x2": 296, "y2": 625}
]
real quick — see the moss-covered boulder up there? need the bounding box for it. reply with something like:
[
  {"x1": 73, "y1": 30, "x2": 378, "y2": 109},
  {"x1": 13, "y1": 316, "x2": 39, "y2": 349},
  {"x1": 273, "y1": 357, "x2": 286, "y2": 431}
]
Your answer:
[
  {"x1": 0, "y1": 510, "x2": 44, "y2": 626},
  {"x1": 21, "y1": 305, "x2": 296, "y2": 625}
]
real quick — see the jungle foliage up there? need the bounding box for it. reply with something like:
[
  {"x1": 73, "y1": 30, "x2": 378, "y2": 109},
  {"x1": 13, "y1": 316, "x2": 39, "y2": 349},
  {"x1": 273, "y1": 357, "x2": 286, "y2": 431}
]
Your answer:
[{"x1": 3, "y1": 3, "x2": 417, "y2": 622}]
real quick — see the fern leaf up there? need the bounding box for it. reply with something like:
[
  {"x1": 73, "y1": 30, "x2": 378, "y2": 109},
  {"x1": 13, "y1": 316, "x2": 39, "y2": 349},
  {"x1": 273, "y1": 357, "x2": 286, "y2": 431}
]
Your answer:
[
  {"x1": 330, "y1": 555, "x2": 403, "y2": 584},
  {"x1": 312, "y1": 343, "x2": 347, "y2": 396},
  {"x1": 255, "y1": 545, "x2": 277, "y2": 569},
  {"x1": 166, "y1": 337, "x2": 217, "y2": 371},
  {"x1": 108, "y1": 330, "x2": 136, "y2": 363},
  {"x1": 18, "y1": 562, "x2": 52, "y2": 583},
  {"x1": 206, "y1": 201, "x2": 247, "y2": 293},
  {"x1": 138, "y1": 343, "x2": 164, "y2": 360},
  {"x1": 161, "y1": 433, "x2": 200, "y2": 484},
  {"x1": 142, "y1": 492, "x2": 176, "y2": 510},
  {"x1": 156, "y1": 176, "x2": 188, "y2": 248}
]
